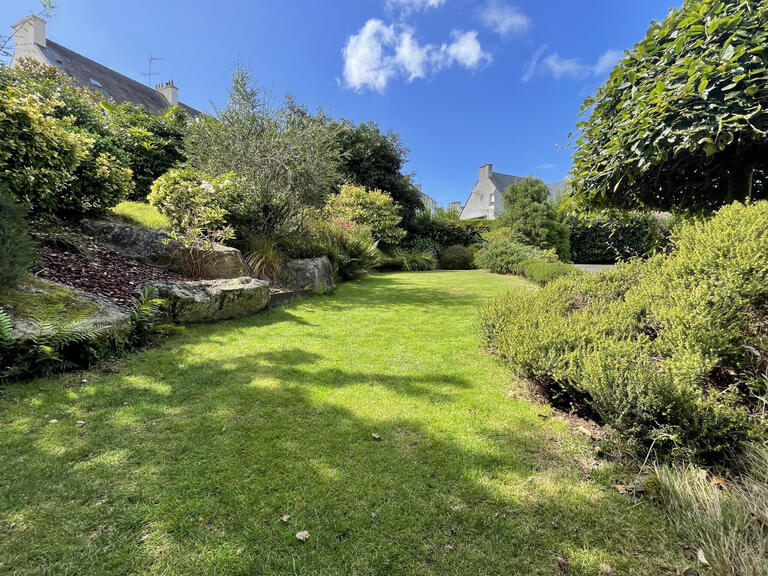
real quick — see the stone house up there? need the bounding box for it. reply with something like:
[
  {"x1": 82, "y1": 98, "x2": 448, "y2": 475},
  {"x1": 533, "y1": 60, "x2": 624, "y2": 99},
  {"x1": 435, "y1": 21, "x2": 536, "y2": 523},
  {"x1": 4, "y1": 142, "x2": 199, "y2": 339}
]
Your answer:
[
  {"x1": 10, "y1": 15, "x2": 200, "y2": 116},
  {"x1": 458, "y1": 163, "x2": 566, "y2": 220}
]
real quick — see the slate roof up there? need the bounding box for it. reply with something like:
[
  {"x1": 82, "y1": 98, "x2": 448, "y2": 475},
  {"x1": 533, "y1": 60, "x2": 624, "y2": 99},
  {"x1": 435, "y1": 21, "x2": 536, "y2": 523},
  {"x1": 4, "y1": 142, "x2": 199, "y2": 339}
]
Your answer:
[
  {"x1": 491, "y1": 172, "x2": 566, "y2": 199},
  {"x1": 38, "y1": 39, "x2": 201, "y2": 116}
]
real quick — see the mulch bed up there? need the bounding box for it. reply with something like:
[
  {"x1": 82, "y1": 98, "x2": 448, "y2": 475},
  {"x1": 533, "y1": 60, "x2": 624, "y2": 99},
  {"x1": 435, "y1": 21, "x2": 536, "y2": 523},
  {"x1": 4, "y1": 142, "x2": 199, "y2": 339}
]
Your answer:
[{"x1": 34, "y1": 234, "x2": 193, "y2": 311}]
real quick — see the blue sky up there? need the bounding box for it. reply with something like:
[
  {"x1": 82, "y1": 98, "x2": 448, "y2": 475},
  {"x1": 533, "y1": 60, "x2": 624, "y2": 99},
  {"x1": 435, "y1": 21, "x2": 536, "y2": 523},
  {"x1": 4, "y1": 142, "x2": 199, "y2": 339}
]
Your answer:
[{"x1": 3, "y1": 0, "x2": 678, "y2": 207}]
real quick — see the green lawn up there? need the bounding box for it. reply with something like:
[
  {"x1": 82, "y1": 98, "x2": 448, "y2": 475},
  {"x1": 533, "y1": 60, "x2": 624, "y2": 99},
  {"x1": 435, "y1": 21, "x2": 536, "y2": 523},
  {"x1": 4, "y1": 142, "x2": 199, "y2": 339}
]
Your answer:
[{"x1": 0, "y1": 271, "x2": 682, "y2": 575}]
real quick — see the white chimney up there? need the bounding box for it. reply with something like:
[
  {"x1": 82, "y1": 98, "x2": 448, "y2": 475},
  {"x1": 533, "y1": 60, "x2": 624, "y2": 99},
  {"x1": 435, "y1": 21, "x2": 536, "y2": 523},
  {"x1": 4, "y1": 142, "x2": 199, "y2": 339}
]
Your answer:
[
  {"x1": 155, "y1": 80, "x2": 179, "y2": 106},
  {"x1": 12, "y1": 15, "x2": 46, "y2": 48},
  {"x1": 479, "y1": 163, "x2": 493, "y2": 181}
]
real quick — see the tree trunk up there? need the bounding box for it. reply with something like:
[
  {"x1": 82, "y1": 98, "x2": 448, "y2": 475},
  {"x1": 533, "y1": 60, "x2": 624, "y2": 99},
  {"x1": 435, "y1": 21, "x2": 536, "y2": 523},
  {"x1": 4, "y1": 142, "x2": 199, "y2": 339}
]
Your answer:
[{"x1": 727, "y1": 163, "x2": 755, "y2": 203}]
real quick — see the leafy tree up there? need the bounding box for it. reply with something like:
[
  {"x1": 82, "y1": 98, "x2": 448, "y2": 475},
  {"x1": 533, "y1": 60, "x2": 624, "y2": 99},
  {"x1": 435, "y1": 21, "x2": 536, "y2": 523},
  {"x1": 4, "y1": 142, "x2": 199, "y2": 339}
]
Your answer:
[
  {"x1": 186, "y1": 66, "x2": 340, "y2": 238},
  {"x1": 570, "y1": 0, "x2": 768, "y2": 213},
  {"x1": 333, "y1": 120, "x2": 424, "y2": 224},
  {"x1": 103, "y1": 101, "x2": 189, "y2": 200},
  {"x1": 497, "y1": 177, "x2": 570, "y2": 260},
  {"x1": 324, "y1": 184, "x2": 405, "y2": 245}
]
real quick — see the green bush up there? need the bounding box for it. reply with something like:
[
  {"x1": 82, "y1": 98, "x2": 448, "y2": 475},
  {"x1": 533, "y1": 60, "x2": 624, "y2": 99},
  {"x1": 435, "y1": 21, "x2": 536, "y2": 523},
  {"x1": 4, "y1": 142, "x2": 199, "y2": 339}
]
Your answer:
[
  {"x1": 304, "y1": 218, "x2": 380, "y2": 281},
  {"x1": 496, "y1": 177, "x2": 570, "y2": 260},
  {"x1": 325, "y1": 184, "x2": 405, "y2": 246},
  {"x1": 390, "y1": 248, "x2": 436, "y2": 272},
  {"x1": 474, "y1": 239, "x2": 556, "y2": 275},
  {"x1": 438, "y1": 245, "x2": 474, "y2": 270},
  {"x1": 405, "y1": 212, "x2": 475, "y2": 251},
  {"x1": 479, "y1": 201, "x2": 768, "y2": 464},
  {"x1": 569, "y1": 213, "x2": 661, "y2": 263},
  {"x1": 0, "y1": 194, "x2": 35, "y2": 288},
  {"x1": 148, "y1": 168, "x2": 239, "y2": 232},
  {"x1": 519, "y1": 260, "x2": 580, "y2": 285},
  {"x1": 2, "y1": 61, "x2": 135, "y2": 216}
]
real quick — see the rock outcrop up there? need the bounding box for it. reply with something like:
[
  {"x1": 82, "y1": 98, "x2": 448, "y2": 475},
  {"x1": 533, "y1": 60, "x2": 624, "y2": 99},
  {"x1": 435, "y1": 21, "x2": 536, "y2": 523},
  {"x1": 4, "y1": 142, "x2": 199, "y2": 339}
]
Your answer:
[
  {"x1": 146, "y1": 277, "x2": 270, "y2": 323},
  {"x1": 82, "y1": 220, "x2": 251, "y2": 280},
  {"x1": 282, "y1": 257, "x2": 335, "y2": 294},
  {"x1": 5, "y1": 278, "x2": 129, "y2": 342}
]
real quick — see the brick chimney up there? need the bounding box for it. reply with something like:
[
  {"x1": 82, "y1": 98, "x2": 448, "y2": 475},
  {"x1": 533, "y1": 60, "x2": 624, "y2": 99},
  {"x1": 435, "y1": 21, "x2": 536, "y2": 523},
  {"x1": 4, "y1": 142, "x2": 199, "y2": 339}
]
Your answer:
[
  {"x1": 155, "y1": 80, "x2": 179, "y2": 106},
  {"x1": 479, "y1": 163, "x2": 493, "y2": 181}
]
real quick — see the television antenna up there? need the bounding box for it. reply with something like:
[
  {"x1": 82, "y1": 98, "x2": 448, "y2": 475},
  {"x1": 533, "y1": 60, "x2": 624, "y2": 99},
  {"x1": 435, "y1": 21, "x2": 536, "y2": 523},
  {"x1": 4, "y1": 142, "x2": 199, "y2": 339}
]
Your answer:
[{"x1": 143, "y1": 55, "x2": 165, "y2": 87}]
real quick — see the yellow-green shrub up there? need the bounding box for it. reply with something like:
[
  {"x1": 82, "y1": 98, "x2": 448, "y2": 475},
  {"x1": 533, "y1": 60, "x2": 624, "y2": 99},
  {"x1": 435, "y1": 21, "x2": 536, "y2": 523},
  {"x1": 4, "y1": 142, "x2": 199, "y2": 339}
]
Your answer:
[{"x1": 480, "y1": 202, "x2": 768, "y2": 463}]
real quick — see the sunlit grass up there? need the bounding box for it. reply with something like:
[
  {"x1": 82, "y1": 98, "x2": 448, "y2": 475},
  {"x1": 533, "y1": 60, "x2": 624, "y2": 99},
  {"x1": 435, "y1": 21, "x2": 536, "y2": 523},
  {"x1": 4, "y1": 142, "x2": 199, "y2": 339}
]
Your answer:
[
  {"x1": 111, "y1": 201, "x2": 170, "y2": 230},
  {"x1": 0, "y1": 271, "x2": 684, "y2": 575}
]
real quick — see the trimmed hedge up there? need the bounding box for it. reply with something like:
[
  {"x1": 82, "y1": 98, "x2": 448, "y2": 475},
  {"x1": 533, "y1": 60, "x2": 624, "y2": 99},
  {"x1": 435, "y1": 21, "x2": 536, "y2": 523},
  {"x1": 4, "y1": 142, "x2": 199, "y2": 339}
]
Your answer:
[
  {"x1": 439, "y1": 245, "x2": 474, "y2": 270},
  {"x1": 479, "y1": 202, "x2": 768, "y2": 464},
  {"x1": 519, "y1": 260, "x2": 581, "y2": 285},
  {"x1": 475, "y1": 240, "x2": 556, "y2": 275},
  {"x1": 569, "y1": 213, "x2": 661, "y2": 264}
]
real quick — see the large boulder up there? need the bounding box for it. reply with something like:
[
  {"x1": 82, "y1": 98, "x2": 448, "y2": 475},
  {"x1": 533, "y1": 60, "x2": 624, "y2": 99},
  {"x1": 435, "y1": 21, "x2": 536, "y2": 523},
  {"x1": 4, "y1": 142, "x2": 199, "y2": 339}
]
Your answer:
[
  {"x1": 4, "y1": 278, "x2": 129, "y2": 342},
  {"x1": 283, "y1": 257, "x2": 335, "y2": 294},
  {"x1": 147, "y1": 277, "x2": 270, "y2": 323},
  {"x1": 82, "y1": 220, "x2": 251, "y2": 280}
]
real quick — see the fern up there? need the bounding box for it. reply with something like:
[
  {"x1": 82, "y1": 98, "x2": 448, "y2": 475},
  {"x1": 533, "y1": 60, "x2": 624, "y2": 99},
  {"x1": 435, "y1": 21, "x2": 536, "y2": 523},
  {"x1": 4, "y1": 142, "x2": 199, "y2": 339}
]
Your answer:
[{"x1": 0, "y1": 309, "x2": 14, "y2": 344}]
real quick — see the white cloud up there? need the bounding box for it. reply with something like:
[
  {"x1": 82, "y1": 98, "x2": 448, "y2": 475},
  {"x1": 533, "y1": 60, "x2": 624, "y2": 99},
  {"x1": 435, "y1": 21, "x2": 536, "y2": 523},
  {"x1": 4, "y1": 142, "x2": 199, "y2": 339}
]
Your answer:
[
  {"x1": 343, "y1": 20, "x2": 491, "y2": 92},
  {"x1": 480, "y1": 0, "x2": 530, "y2": 37},
  {"x1": 387, "y1": 0, "x2": 446, "y2": 14},
  {"x1": 343, "y1": 20, "x2": 398, "y2": 93},
  {"x1": 593, "y1": 49, "x2": 623, "y2": 75},
  {"x1": 522, "y1": 46, "x2": 623, "y2": 82},
  {"x1": 439, "y1": 30, "x2": 491, "y2": 69}
]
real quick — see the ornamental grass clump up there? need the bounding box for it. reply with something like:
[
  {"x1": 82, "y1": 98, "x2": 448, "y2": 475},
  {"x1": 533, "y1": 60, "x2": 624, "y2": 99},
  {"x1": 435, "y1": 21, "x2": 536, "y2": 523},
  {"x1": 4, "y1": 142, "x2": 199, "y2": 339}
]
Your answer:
[{"x1": 480, "y1": 201, "x2": 768, "y2": 464}]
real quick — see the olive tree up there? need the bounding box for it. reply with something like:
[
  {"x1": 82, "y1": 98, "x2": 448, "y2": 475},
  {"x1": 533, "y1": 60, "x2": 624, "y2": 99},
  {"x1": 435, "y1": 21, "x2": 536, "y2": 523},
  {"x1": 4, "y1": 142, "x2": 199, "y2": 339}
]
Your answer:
[
  {"x1": 570, "y1": 0, "x2": 768, "y2": 214},
  {"x1": 186, "y1": 66, "x2": 340, "y2": 238}
]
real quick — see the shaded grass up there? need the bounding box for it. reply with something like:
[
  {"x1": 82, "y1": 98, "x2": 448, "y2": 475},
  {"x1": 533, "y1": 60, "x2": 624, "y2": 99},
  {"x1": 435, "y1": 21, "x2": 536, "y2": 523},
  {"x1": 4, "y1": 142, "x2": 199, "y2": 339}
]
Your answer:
[
  {"x1": 0, "y1": 271, "x2": 683, "y2": 575},
  {"x1": 111, "y1": 201, "x2": 170, "y2": 231}
]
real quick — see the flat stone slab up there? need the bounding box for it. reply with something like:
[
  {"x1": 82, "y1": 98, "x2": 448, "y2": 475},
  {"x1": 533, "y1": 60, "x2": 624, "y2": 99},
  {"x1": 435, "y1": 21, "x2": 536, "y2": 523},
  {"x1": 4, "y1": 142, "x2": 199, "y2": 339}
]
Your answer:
[
  {"x1": 82, "y1": 219, "x2": 251, "y2": 280},
  {"x1": 147, "y1": 277, "x2": 270, "y2": 323},
  {"x1": 283, "y1": 256, "x2": 335, "y2": 294}
]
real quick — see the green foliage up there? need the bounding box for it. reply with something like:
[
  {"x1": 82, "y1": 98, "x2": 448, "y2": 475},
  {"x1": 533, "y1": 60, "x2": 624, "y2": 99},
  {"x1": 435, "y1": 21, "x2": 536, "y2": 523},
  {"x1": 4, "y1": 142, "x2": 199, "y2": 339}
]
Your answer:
[
  {"x1": 102, "y1": 101, "x2": 188, "y2": 201},
  {"x1": 475, "y1": 238, "x2": 556, "y2": 275},
  {"x1": 185, "y1": 66, "x2": 340, "y2": 238},
  {"x1": 332, "y1": 119, "x2": 423, "y2": 224},
  {"x1": 404, "y1": 211, "x2": 482, "y2": 253},
  {"x1": 569, "y1": 213, "x2": 662, "y2": 263},
  {"x1": 438, "y1": 245, "x2": 474, "y2": 270},
  {"x1": 0, "y1": 67, "x2": 93, "y2": 215},
  {"x1": 479, "y1": 202, "x2": 768, "y2": 463},
  {"x1": 150, "y1": 169, "x2": 237, "y2": 277},
  {"x1": 518, "y1": 260, "x2": 581, "y2": 285},
  {"x1": 496, "y1": 177, "x2": 570, "y2": 260},
  {"x1": 655, "y1": 445, "x2": 768, "y2": 575},
  {"x1": 3, "y1": 60, "x2": 135, "y2": 215},
  {"x1": 0, "y1": 194, "x2": 35, "y2": 289},
  {"x1": 390, "y1": 248, "x2": 437, "y2": 272},
  {"x1": 570, "y1": 0, "x2": 768, "y2": 213},
  {"x1": 111, "y1": 201, "x2": 171, "y2": 231},
  {"x1": 0, "y1": 283, "x2": 166, "y2": 380},
  {"x1": 324, "y1": 184, "x2": 405, "y2": 245},
  {"x1": 315, "y1": 221, "x2": 380, "y2": 280},
  {"x1": 148, "y1": 168, "x2": 238, "y2": 232},
  {"x1": 243, "y1": 235, "x2": 286, "y2": 282}
]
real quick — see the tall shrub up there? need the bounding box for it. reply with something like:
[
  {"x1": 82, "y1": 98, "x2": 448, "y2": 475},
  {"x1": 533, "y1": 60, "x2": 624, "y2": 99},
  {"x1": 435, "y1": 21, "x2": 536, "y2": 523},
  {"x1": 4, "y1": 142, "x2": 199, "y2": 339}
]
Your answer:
[
  {"x1": 325, "y1": 184, "x2": 405, "y2": 245},
  {"x1": 497, "y1": 177, "x2": 570, "y2": 260}
]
